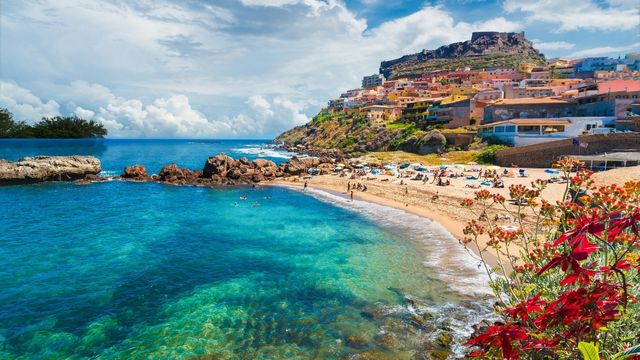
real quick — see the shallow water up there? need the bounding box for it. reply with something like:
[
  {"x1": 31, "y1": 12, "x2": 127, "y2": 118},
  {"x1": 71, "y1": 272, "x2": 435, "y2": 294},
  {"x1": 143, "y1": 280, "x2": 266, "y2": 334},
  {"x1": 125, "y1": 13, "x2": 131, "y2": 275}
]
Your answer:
[{"x1": 0, "y1": 140, "x2": 492, "y2": 359}]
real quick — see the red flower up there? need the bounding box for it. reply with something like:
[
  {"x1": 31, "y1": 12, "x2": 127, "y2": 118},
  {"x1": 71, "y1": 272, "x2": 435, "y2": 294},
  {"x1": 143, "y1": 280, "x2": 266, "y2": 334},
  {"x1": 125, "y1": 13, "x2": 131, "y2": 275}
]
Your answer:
[
  {"x1": 538, "y1": 253, "x2": 596, "y2": 285},
  {"x1": 467, "y1": 323, "x2": 528, "y2": 359},
  {"x1": 553, "y1": 213, "x2": 604, "y2": 257},
  {"x1": 608, "y1": 208, "x2": 640, "y2": 239},
  {"x1": 505, "y1": 294, "x2": 546, "y2": 322}
]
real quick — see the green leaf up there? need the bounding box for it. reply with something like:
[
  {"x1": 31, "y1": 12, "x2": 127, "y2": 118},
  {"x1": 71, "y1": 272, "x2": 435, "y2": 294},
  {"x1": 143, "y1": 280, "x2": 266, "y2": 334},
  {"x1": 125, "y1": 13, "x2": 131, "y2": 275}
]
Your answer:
[
  {"x1": 578, "y1": 342, "x2": 600, "y2": 360},
  {"x1": 612, "y1": 344, "x2": 640, "y2": 360}
]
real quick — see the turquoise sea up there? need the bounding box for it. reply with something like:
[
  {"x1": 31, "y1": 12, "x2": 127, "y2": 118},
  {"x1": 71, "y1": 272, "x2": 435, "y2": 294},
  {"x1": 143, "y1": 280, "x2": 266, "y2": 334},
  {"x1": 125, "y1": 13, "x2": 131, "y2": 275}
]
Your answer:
[{"x1": 0, "y1": 139, "x2": 492, "y2": 359}]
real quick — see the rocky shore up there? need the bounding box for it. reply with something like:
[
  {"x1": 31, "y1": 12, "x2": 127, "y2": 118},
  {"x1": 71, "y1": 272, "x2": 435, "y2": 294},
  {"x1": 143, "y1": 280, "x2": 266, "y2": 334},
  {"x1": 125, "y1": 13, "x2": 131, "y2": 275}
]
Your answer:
[
  {"x1": 0, "y1": 156, "x2": 101, "y2": 185},
  {"x1": 0, "y1": 153, "x2": 343, "y2": 187},
  {"x1": 119, "y1": 153, "x2": 339, "y2": 186}
]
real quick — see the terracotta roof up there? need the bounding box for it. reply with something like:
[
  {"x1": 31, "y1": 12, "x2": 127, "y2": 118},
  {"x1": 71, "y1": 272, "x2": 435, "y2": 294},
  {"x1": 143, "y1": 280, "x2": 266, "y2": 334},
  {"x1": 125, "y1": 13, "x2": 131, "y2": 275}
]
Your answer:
[
  {"x1": 478, "y1": 119, "x2": 572, "y2": 128},
  {"x1": 597, "y1": 79, "x2": 640, "y2": 94},
  {"x1": 490, "y1": 97, "x2": 570, "y2": 105}
]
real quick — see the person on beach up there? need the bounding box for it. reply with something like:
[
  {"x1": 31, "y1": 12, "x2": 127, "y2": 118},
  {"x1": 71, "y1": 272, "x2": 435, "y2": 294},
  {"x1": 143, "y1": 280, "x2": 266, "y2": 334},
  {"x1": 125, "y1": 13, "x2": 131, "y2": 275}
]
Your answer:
[
  {"x1": 350, "y1": 190, "x2": 354, "y2": 202},
  {"x1": 303, "y1": 181, "x2": 308, "y2": 191},
  {"x1": 347, "y1": 182, "x2": 351, "y2": 192},
  {"x1": 362, "y1": 184, "x2": 367, "y2": 192}
]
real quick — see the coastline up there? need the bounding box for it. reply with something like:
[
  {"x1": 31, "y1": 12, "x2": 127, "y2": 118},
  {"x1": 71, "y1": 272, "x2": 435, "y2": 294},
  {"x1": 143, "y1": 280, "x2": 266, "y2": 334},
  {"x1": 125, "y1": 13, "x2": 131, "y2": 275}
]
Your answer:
[{"x1": 269, "y1": 177, "x2": 501, "y2": 267}]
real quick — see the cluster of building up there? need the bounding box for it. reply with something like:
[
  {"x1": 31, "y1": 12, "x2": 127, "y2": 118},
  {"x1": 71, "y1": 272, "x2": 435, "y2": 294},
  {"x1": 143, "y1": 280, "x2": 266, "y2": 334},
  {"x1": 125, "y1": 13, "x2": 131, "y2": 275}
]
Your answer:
[{"x1": 324, "y1": 53, "x2": 640, "y2": 147}]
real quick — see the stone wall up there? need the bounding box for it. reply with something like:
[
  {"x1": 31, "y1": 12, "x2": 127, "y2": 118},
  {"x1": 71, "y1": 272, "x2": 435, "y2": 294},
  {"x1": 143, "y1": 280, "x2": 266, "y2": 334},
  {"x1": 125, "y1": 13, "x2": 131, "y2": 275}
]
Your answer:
[{"x1": 494, "y1": 133, "x2": 640, "y2": 167}]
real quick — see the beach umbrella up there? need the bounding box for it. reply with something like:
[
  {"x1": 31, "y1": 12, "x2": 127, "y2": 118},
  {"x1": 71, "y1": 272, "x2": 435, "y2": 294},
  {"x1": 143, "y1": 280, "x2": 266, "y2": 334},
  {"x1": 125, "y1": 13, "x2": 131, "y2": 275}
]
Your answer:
[
  {"x1": 399, "y1": 163, "x2": 410, "y2": 169},
  {"x1": 500, "y1": 225, "x2": 521, "y2": 233},
  {"x1": 487, "y1": 165, "x2": 501, "y2": 170},
  {"x1": 544, "y1": 169, "x2": 560, "y2": 175}
]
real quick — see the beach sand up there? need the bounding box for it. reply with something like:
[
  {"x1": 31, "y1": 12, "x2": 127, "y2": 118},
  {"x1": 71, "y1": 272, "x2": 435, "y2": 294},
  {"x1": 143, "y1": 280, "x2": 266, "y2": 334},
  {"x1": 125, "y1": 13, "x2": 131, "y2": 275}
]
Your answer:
[{"x1": 272, "y1": 166, "x2": 639, "y2": 267}]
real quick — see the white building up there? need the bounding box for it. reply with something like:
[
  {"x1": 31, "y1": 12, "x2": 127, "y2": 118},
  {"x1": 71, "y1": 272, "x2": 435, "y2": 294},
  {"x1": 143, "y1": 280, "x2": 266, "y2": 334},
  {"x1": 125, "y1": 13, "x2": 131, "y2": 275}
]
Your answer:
[{"x1": 477, "y1": 117, "x2": 616, "y2": 147}]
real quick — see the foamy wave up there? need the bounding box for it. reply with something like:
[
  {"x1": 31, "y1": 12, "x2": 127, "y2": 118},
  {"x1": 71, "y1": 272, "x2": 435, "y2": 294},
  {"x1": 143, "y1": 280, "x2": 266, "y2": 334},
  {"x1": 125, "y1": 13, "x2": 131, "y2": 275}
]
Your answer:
[
  {"x1": 287, "y1": 186, "x2": 493, "y2": 297},
  {"x1": 233, "y1": 147, "x2": 295, "y2": 159},
  {"x1": 100, "y1": 170, "x2": 120, "y2": 177}
]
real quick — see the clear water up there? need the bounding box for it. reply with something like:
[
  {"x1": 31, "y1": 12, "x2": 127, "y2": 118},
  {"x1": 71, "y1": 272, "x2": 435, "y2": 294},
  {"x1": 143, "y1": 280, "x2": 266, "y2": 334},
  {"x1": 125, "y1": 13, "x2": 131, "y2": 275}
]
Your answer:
[{"x1": 0, "y1": 140, "x2": 491, "y2": 359}]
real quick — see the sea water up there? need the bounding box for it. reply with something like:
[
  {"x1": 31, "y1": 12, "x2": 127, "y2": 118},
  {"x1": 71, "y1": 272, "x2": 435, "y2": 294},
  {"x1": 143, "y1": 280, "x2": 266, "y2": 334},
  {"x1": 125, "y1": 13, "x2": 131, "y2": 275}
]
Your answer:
[{"x1": 0, "y1": 139, "x2": 492, "y2": 359}]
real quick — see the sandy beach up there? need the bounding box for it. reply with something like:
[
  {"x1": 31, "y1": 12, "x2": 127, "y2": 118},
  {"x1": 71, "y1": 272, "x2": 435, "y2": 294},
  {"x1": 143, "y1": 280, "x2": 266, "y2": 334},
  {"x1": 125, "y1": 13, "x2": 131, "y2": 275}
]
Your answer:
[{"x1": 272, "y1": 165, "x2": 640, "y2": 266}]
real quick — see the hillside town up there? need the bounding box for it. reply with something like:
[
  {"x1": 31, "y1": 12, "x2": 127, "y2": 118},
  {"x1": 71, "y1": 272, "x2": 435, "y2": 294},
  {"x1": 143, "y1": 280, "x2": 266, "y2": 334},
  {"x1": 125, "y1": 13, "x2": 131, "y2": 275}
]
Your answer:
[{"x1": 323, "y1": 54, "x2": 640, "y2": 149}]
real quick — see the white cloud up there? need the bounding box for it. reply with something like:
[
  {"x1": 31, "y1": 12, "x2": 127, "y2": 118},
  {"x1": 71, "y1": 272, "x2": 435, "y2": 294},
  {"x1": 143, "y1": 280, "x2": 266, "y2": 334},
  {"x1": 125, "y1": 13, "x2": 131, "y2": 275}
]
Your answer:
[
  {"x1": 0, "y1": 81, "x2": 60, "y2": 122},
  {"x1": 566, "y1": 42, "x2": 640, "y2": 58},
  {"x1": 1, "y1": 1, "x2": 523, "y2": 138},
  {"x1": 532, "y1": 39, "x2": 575, "y2": 51},
  {"x1": 504, "y1": 0, "x2": 640, "y2": 32}
]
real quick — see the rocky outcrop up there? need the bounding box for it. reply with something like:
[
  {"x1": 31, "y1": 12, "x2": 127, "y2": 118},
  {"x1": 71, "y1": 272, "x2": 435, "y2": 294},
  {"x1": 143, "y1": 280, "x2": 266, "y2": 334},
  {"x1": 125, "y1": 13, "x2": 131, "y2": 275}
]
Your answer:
[
  {"x1": 118, "y1": 153, "x2": 326, "y2": 187},
  {"x1": 285, "y1": 156, "x2": 320, "y2": 175},
  {"x1": 0, "y1": 156, "x2": 101, "y2": 185},
  {"x1": 121, "y1": 165, "x2": 149, "y2": 181},
  {"x1": 380, "y1": 31, "x2": 545, "y2": 79},
  {"x1": 158, "y1": 164, "x2": 201, "y2": 184}
]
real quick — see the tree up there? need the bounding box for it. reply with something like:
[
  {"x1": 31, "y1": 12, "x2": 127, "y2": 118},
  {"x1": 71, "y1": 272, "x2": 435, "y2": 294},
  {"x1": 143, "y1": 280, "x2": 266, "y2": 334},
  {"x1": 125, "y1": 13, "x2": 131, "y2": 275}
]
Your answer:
[
  {"x1": 0, "y1": 108, "x2": 17, "y2": 137},
  {"x1": 0, "y1": 108, "x2": 107, "y2": 138}
]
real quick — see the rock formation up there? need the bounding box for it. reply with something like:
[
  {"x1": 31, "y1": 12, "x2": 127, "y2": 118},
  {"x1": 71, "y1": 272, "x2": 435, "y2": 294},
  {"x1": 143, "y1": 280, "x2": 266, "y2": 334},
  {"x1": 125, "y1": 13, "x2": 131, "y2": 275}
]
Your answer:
[
  {"x1": 0, "y1": 156, "x2": 101, "y2": 185},
  {"x1": 118, "y1": 152, "x2": 323, "y2": 187},
  {"x1": 122, "y1": 165, "x2": 149, "y2": 181},
  {"x1": 380, "y1": 31, "x2": 545, "y2": 79}
]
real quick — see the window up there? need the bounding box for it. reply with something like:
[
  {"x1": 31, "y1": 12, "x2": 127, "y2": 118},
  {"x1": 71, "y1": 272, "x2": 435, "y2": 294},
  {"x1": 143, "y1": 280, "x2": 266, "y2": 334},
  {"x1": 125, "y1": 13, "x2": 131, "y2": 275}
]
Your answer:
[
  {"x1": 504, "y1": 125, "x2": 516, "y2": 132},
  {"x1": 495, "y1": 126, "x2": 505, "y2": 133},
  {"x1": 518, "y1": 125, "x2": 540, "y2": 133}
]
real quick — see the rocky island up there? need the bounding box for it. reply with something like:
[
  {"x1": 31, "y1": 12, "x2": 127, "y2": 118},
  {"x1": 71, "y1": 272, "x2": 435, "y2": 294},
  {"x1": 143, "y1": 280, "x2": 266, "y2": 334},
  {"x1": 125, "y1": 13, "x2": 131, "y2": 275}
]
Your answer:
[{"x1": 0, "y1": 156, "x2": 101, "y2": 185}]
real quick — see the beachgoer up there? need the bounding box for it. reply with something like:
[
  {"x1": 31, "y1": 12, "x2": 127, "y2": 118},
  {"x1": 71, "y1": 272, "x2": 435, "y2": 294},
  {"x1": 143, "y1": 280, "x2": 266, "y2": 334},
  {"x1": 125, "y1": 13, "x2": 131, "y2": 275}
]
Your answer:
[
  {"x1": 405, "y1": 186, "x2": 409, "y2": 195},
  {"x1": 350, "y1": 190, "x2": 354, "y2": 202},
  {"x1": 303, "y1": 181, "x2": 308, "y2": 191},
  {"x1": 347, "y1": 182, "x2": 351, "y2": 191},
  {"x1": 362, "y1": 184, "x2": 367, "y2": 192}
]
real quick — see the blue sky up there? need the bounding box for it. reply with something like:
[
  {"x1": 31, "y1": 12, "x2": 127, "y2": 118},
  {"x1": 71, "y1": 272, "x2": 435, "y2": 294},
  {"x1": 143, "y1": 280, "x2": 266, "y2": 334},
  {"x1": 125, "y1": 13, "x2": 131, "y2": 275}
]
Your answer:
[{"x1": 1, "y1": 0, "x2": 638, "y2": 138}]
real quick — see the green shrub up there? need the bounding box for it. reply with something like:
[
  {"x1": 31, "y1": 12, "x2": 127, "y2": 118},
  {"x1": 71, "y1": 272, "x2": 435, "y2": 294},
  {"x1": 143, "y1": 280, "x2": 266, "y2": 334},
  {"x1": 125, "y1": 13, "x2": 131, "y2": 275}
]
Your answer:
[
  {"x1": 312, "y1": 112, "x2": 333, "y2": 124},
  {"x1": 473, "y1": 144, "x2": 509, "y2": 164}
]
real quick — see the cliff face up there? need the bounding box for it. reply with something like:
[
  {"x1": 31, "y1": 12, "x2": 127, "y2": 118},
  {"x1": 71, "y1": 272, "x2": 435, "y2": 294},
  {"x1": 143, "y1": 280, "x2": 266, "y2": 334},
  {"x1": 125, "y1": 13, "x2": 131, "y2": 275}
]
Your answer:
[{"x1": 380, "y1": 32, "x2": 545, "y2": 79}]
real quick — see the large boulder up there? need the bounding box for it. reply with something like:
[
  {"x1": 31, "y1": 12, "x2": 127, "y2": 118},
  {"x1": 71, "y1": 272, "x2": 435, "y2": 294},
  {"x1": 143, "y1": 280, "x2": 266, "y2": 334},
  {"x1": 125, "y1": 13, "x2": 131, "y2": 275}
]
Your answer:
[
  {"x1": 121, "y1": 164, "x2": 149, "y2": 180},
  {"x1": 0, "y1": 156, "x2": 101, "y2": 185},
  {"x1": 285, "y1": 156, "x2": 320, "y2": 175},
  {"x1": 252, "y1": 158, "x2": 277, "y2": 169},
  {"x1": 158, "y1": 164, "x2": 198, "y2": 184},
  {"x1": 203, "y1": 153, "x2": 236, "y2": 178},
  {"x1": 317, "y1": 163, "x2": 335, "y2": 175}
]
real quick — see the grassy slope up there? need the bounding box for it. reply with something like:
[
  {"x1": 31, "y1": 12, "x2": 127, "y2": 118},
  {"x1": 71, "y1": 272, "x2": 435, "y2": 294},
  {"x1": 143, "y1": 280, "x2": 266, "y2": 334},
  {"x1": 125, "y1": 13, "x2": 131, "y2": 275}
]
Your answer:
[{"x1": 354, "y1": 150, "x2": 479, "y2": 165}]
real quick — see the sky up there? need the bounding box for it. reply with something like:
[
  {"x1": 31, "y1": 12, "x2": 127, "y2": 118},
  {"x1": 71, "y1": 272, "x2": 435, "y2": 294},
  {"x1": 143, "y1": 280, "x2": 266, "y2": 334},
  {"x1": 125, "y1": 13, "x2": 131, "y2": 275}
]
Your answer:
[{"x1": 0, "y1": 0, "x2": 639, "y2": 138}]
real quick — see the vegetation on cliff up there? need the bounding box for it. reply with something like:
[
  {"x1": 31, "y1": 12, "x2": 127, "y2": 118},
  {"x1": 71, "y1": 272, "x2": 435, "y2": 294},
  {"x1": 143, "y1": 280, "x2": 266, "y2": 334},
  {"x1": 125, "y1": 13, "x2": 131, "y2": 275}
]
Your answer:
[
  {"x1": 0, "y1": 108, "x2": 107, "y2": 138},
  {"x1": 275, "y1": 111, "x2": 449, "y2": 155}
]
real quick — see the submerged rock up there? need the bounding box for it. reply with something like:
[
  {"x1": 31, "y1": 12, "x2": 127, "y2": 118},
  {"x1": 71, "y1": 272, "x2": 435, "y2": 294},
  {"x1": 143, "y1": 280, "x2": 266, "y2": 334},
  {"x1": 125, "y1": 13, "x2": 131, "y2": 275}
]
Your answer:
[
  {"x1": 346, "y1": 335, "x2": 369, "y2": 349},
  {"x1": 0, "y1": 156, "x2": 101, "y2": 185},
  {"x1": 343, "y1": 351, "x2": 393, "y2": 360},
  {"x1": 375, "y1": 332, "x2": 398, "y2": 350}
]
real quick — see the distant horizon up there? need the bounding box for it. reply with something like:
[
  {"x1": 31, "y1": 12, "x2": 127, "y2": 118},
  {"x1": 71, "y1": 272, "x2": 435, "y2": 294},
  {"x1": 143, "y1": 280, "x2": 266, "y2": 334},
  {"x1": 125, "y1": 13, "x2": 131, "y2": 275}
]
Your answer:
[{"x1": 1, "y1": 0, "x2": 638, "y2": 139}]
